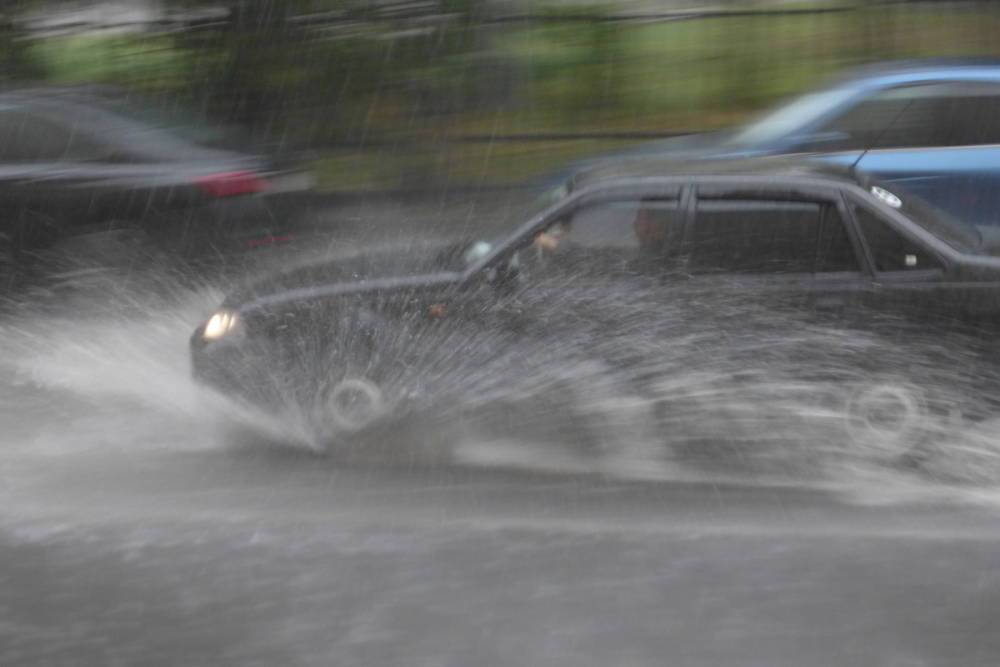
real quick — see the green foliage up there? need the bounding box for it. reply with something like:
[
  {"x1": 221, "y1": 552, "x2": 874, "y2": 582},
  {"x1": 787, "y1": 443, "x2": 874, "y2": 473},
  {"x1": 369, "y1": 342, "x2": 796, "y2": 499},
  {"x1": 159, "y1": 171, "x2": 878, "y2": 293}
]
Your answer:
[
  {"x1": 509, "y1": 4, "x2": 624, "y2": 118},
  {"x1": 27, "y1": 35, "x2": 191, "y2": 91},
  {"x1": 10, "y1": 1, "x2": 1000, "y2": 188}
]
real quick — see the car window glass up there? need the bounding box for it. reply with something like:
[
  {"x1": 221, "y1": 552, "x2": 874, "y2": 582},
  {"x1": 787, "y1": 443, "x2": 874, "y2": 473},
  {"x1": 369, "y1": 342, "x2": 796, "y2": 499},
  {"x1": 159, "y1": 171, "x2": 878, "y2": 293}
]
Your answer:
[
  {"x1": 689, "y1": 198, "x2": 821, "y2": 274},
  {"x1": 0, "y1": 108, "x2": 108, "y2": 161},
  {"x1": 822, "y1": 83, "x2": 1000, "y2": 150},
  {"x1": 817, "y1": 204, "x2": 860, "y2": 272},
  {"x1": 522, "y1": 198, "x2": 684, "y2": 278},
  {"x1": 934, "y1": 83, "x2": 1000, "y2": 145},
  {"x1": 725, "y1": 86, "x2": 859, "y2": 148},
  {"x1": 821, "y1": 85, "x2": 943, "y2": 149},
  {"x1": 853, "y1": 204, "x2": 943, "y2": 272}
]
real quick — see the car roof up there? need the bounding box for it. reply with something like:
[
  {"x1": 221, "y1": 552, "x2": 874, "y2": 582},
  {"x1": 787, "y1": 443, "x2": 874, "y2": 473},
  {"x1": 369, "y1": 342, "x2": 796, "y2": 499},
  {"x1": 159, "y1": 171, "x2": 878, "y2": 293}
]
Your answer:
[
  {"x1": 829, "y1": 58, "x2": 1000, "y2": 90},
  {"x1": 570, "y1": 155, "x2": 861, "y2": 193}
]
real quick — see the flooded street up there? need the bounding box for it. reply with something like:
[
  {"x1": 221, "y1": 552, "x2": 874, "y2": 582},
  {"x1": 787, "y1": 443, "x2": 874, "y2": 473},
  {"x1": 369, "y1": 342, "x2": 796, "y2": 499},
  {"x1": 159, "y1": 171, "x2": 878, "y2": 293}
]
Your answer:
[
  {"x1": 7, "y1": 453, "x2": 1000, "y2": 666},
  {"x1": 4, "y1": 195, "x2": 1000, "y2": 666}
]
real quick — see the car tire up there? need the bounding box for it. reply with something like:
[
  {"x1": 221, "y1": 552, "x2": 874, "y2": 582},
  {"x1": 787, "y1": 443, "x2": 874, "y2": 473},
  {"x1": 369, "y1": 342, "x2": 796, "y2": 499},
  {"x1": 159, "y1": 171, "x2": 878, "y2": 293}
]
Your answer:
[
  {"x1": 844, "y1": 379, "x2": 929, "y2": 464},
  {"x1": 324, "y1": 377, "x2": 387, "y2": 434}
]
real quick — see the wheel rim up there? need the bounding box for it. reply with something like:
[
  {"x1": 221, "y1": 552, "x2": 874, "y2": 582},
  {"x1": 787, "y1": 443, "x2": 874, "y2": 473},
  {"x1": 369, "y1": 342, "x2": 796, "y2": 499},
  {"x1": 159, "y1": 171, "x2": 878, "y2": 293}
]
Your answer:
[
  {"x1": 327, "y1": 377, "x2": 385, "y2": 432},
  {"x1": 845, "y1": 382, "x2": 924, "y2": 460}
]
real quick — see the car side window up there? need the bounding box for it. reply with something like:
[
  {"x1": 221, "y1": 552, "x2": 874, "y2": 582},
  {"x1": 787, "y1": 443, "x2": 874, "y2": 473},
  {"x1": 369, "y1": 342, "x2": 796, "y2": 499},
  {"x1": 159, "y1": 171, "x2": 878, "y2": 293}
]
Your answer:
[
  {"x1": 689, "y1": 198, "x2": 826, "y2": 274},
  {"x1": 821, "y1": 82, "x2": 1000, "y2": 150},
  {"x1": 820, "y1": 85, "x2": 944, "y2": 150},
  {"x1": 524, "y1": 197, "x2": 685, "y2": 278},
  {"x1": 934, "y1": 83, "x2": 1000, "y2": 146},
  {"x1": 852, "y1": 204, "x2": 943, "y2": 273},
  {"x1": 0, "y1": 108, "x2": 107, "y2": 162}
]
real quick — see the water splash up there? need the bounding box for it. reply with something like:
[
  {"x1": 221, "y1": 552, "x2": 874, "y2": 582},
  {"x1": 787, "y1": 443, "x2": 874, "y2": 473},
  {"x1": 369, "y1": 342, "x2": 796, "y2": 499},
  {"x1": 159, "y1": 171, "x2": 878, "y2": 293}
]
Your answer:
[
  {"x1": 4, "y1": 240, "x2": 1000, "y2": 504},
  {"x1": 221, "y1": 273, "x2": 1000, "y2": 494}
]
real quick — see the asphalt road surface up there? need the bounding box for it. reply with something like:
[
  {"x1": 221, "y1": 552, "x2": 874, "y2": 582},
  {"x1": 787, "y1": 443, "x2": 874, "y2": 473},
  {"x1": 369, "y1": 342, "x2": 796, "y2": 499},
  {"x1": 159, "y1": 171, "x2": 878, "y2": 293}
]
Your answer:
[{"x1": 2, "y1": 193, "x2": 1000, "y2": 667}]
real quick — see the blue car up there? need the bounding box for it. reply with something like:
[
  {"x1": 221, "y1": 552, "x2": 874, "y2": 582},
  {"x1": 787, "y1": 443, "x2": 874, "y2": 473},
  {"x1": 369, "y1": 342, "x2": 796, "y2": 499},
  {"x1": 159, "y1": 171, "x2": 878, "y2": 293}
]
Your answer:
[{"x1": 554, "y1": 59, "x2": 1000, "y2": 227}]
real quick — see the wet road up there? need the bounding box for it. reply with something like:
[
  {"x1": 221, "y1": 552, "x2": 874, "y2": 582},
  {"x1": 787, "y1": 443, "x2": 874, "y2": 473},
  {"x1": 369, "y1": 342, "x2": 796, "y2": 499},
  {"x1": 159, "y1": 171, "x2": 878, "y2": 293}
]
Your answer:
[
  {"x1": 3, "y1": 193, "x2": 1000, "y2": 666},
  {"x1": 5, "y1": 448, "x2": 1000, "y2": 667}
]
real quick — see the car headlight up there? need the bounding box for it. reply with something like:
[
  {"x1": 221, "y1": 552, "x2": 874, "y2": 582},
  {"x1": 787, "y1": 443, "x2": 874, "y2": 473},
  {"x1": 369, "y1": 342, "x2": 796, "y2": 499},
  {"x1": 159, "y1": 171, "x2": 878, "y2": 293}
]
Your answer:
[{"x1": 202, "y1": 310, "x2": 240, "y2": 341}]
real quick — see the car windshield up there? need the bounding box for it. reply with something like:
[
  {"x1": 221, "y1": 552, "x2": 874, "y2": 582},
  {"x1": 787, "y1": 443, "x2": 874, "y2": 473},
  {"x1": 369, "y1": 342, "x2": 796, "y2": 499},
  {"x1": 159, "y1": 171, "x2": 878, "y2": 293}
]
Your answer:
[
  {"x1": 467, "y1": 184, "x2": 575, "y2": 265},
  {"x1": 85, "y1": 94, "x2": 241, "y2": 149},
  {"x1": 725, "y1": 86, "x2": 859, "y2": 148}
]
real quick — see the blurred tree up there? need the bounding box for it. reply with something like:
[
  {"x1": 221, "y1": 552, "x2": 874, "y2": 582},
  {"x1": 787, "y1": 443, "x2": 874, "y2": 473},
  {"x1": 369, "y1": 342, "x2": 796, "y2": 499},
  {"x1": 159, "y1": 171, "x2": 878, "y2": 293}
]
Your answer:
[
  {"x1": 160, "y1": 0, "x2": 498, "y2": 145},
  {"x1": 0, "y1": 0, "x2": 43, "y2": 82},
  {"x1": 521, "y1": 5, "x2": 623, "y2": 121}
]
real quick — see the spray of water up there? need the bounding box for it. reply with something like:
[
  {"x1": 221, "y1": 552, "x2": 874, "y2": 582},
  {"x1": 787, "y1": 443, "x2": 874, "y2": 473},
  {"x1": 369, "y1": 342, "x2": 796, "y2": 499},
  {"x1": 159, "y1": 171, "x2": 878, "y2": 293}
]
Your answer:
[
  {"x1": 5, "y1": 237, "x2": 1000, "y2": 503},
  {"x1": 0, "y1": 240, "x2": 308, "y2": 460},
  {"x1": 212, "y1": 271, "x2": 1000, "y2": 494}
]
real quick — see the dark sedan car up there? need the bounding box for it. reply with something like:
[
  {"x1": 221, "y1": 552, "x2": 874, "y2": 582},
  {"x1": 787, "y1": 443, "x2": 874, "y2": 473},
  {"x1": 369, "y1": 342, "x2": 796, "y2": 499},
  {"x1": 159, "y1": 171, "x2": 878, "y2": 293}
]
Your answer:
[
  {"x1": 0, "y1": 86, "x2": 312, "y2": 265},
  {"x1": 192, "y1": 157, "x2": 1000, "y2": 469}
]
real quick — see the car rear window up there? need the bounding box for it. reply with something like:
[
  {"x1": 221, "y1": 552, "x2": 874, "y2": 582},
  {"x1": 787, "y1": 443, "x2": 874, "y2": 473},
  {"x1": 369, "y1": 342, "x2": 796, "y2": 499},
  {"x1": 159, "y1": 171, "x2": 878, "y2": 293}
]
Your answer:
[{"x1": 852, "y1": 203, "x2": 944, "y2": 272}]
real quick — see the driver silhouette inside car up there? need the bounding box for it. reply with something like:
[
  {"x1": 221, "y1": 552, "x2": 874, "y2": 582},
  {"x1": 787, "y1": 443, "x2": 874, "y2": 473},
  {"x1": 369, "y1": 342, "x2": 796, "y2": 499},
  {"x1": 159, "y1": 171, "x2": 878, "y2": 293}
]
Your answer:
[
  {"x1": 528, "y1": 201, "x2": 682, "y2": 275},
  {"x1": 632, "y1": 202, "x2": 683, "y2": 274},
  {"x1": 532, "y1": 218, "x2": 571, "y2": 255}
]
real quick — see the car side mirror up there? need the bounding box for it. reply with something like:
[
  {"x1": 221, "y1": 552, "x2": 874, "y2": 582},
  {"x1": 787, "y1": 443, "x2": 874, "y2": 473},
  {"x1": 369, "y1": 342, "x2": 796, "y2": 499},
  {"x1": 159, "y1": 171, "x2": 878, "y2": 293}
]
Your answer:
[
  {"x1": 462, "y1": 240, "x2": 493, "y2": 267},
  {"x1": 793, "y1": 130, "x2": 853, "y2": 153},
  {"x1": 435, "y1": 240, "x2": 494, "y2": 271},
  {"x1": 485, "y1": 252, "x2": 522, "y2": 291}
]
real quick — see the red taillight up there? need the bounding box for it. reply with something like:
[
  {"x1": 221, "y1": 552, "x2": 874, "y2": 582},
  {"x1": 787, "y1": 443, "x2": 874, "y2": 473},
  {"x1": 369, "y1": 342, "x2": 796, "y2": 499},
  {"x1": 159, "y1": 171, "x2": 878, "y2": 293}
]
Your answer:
[{"x1": 195, "y1": 171, "x2": 268, "y2": 198}]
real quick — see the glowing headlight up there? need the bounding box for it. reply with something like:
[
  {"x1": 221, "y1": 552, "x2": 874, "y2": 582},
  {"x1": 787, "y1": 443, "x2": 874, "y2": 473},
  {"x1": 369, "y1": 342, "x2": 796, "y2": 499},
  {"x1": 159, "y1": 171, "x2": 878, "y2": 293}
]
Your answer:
[{"x1": 203, "y1": 310, "x2": 240, "y2": 341}]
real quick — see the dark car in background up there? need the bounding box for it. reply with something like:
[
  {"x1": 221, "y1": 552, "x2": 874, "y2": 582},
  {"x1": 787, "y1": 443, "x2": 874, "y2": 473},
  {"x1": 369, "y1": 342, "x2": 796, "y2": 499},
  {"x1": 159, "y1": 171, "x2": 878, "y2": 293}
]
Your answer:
[
  {"x1": 192, "y1": 157, "x2": 1000, "y2": 467},
  {"x1": 551, "y1": 59, "x2": 1000, "y2": 228},
  {"x1": 0, "y1": 85, "x2": 314, "y2": 267}
]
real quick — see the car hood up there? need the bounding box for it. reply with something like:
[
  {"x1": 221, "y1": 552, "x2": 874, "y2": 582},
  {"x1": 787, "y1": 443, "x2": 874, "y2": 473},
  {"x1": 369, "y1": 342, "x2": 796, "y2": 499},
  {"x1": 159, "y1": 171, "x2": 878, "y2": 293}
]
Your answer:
[{"x1": 224, "y1": 241, "x2": 473, "y2": 309}]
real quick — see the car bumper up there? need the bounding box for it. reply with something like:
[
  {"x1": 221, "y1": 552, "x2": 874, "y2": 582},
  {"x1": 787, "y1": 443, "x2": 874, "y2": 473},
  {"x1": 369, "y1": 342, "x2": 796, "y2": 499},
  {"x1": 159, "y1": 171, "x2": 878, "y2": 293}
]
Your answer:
[
  {"x1": 264, "y1": 170, "x2": 316, "y2": 195},
  {"x1": 134, "y1": 163, "x2": 315, "y2": 254},
  {"x1": 191, "y1": 317, "x2": 323, "y2": 414},
  {"x1": 191, "y1": 328, "x2": 272, "y2": 405},
  {"x1": 144, "y1": 191, "x2": 314, "y2": 262}
]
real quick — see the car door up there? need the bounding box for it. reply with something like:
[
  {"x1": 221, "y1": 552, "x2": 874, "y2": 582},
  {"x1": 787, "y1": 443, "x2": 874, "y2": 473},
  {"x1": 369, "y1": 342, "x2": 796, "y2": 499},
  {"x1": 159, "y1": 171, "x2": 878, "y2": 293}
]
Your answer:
[
  {"x1": 843, "y1": 192, "x2": 981, "y2": 327},
  {"x1": 683, "y1": 185, "x2": 872, "y2": 323},
  {"x1": 811, "y1": 82, "x2": 1000, "y2": 227},
  {"x1": 465, "y1": 187, "x2": 690, "y2": 372},
  {"x1": 447, "y1": 187, "x2": 691, "y2": 452}
]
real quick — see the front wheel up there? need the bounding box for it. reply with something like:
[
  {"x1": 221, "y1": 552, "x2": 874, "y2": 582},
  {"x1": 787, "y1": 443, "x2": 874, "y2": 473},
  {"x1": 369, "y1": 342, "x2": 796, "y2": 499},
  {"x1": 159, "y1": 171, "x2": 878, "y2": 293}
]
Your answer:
[
  {"x1": 844, "y1": 380, "x2": 928, "y2": 463},
  {"x1": 324, "y1": 377, "x2": 387, "y2": 433}
]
